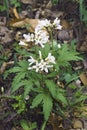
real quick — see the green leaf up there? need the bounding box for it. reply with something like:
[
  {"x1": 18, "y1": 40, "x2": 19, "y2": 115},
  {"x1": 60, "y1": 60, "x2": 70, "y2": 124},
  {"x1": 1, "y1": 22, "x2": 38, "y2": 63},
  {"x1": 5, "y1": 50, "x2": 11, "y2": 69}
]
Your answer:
[
  {"x1": 46, "y1": 71, "x2": 58, "y2": 78},
  {"x1": 64, "y1": 73, "x2": 79, "y2": 84},
  {"x1": 41, "y1": 44, "x2": 50, "y2": 57},
  {"x1": 56, "y1": 92, "x2": 68, "y2": 106},
  {"x1": 12, "y1": 72, "x2": 26, "y2": 92},
  {"x1": 18, "y1": 60, "x2": 29, "y2": 69},
  {"x1": 30, "y1": 122, "x2": 37, "y2": 129},
  {"x1": 24, "y1": 80, "x2": 33, "y2": 98},
  {"x1": 12, "y1": 80, "x2": 26, "y2": 93},
  {"x1": 31, "y1": 94, "x2": 44, "y2": 108},
  {"x1": 20, "y1": 119, "x2": 29, "y2": 130},
  {"x1": 9, "y1": 67, "x2": 23, "y2": 73},
  {"x1": 45, "y1": 80, "x2": 56, "y2": 97},
  {"x1": 58, "y1": 44, "x2": 82, "y2": 66},
  {"x1": 51, "y1": 0, "x2": 59, "y2": 4},
  {"x1": 43, "y1": 94, "x2": 53, "y2": 121},
  {"x1": 0, "y1": 5, "x2": 6, "y2": 11},
  {"x1": 8, "y1": 60, "x2": 28, "y2": 74},
  {"x1": 32, "y1": 87, "x2": 44, "y2": 93},
  {"x1": 13, "y1": 71, "x2": 26, "y2": 84}
]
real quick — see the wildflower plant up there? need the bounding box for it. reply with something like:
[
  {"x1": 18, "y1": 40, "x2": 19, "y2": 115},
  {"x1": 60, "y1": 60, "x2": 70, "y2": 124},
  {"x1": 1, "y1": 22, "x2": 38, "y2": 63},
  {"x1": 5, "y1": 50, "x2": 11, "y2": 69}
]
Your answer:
[{"x1": 6, "y1": 18, "x2": 85, "y2": 129}]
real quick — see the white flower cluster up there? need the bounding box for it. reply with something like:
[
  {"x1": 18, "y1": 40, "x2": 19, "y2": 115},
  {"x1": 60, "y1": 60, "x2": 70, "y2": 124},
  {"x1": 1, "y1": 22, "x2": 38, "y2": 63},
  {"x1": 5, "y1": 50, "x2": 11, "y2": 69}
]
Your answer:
[
  {"x1": 53, "y1": 18, "x2": 62, "y2": 30},
  {"x1": 19, "y1": 18, "x2": 62, "y2": 48},
  {"x1": 35, "y1": 30, "x2": 49, "y2": 48},
  {"x1": 19, "y1": 33, "x2": 35, "y2": 46},
  {"x1": 28, "y1": 51, "x2": 56, "y2": 73}
]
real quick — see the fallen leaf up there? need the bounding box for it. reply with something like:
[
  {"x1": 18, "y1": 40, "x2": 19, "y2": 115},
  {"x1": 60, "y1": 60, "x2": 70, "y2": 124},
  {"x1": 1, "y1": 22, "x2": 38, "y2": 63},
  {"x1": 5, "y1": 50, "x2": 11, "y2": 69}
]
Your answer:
[
  {"x1": 0, "y1": 62, "x2": 7, "y2": 74},
  {"x1": 9, "y1": 18, "x2": 39, "y2": 32},
  {"x1": 0, "y1": 17, "x2": 6, "y2": 25},
  {"x1": 46, "y1": 1, "x2": 52, "y2": 9},
  {"x1": 49, "y1": 113, "x2": 64, "y2": 130},
  {"x1": 0, "y1": 61, "x2": 14, "y2": 74},
  {"x1": 77, "y1": 42, "x2": 87, "y2": 52},
  {"x1": 61, "y1": 20, "x2": 72, "y2": 30},
  {"x1": 79, "y1": 106, "x2": 87, "y2": 117},
  {"x1": 13, "y1": 7, "x2": 20, "y2": 19},
  {"x1": 80, "y1": 73, "x2": 87, "y2": 85},
  {"x1": 73, "y1": 119, "x2": 83, "y2": 129},
  {"x1": 0, "y1": 26, "x2": 13, "y2": 44}
]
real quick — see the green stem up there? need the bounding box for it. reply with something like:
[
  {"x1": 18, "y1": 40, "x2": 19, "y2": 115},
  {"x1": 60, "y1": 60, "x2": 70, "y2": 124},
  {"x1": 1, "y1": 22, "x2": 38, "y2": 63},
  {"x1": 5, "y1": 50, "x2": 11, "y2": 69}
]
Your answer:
[
  {"x1": 4, "y1": 0, "x2": 9, "y2": 18},
  {"x1": 49, "y1": 28, "x2": 54, "y2": 53},
  {"x1": 41, "y1": 121, "x2": 47, "y2": 130}
]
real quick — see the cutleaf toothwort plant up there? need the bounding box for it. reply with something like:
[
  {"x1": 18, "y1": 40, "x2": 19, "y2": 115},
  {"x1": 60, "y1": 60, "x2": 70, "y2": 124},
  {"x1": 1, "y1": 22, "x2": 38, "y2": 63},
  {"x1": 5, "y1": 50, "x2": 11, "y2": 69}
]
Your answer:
[{"x1": 7, "y1": 18, "x2": 84, "y2": 129}]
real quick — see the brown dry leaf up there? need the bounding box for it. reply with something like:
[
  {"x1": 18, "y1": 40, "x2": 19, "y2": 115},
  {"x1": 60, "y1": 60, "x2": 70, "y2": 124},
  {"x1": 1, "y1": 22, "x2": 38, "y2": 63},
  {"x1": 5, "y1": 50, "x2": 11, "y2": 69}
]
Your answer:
[
  {"x1": 0, "y1": 61, "x2": 14, "y2": 74},
  {"x1": 73, "y1": 119, "x2": 83, "y2": 129},
  {"x1": 80, "y1": 73, "x2": 87, "y2": 85},
  {"x1": 49, "y1": 113, "x2": 64, "y2": 130},
  {"x1": 0, "y1": 62, "x2": 7, "y2": 74},
  {"x1": 61, "y1": 20, "x2": 72, "y2": 30},
  {"x1": 0, "y1": 26, "x2": 13, "y2": 44},
  {"x1": 9, "y1": 18, "x2": 39, "y2": 32},
  {"x1": 41, "y1": 9, "x2": 64, "y2": 19},
  {"x1": 46, "y1": 1, "x2": 52, "y2": 9},
  {"x1": 80, "y1": 106, "x2": 87, "y2": 116},
  {"x1": 74, "y1": 105, "x2": 87, "y2": 118},
  {"x1": 13, "y1": 7, "x2": 20, "y2": 19},
  {"x1": 77, "y1": 42, "x2": 87, "y2": 52},
  {"x1": 0, "y1": 17, "x2": 6, "y2": 25}
]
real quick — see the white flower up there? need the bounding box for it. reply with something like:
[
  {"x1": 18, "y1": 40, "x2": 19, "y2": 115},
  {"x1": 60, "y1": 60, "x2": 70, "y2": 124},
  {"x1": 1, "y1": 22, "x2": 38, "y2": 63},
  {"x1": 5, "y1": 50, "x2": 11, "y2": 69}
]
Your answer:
[
  {"x1": 53, "y1": 18, "x2": 62, "y2": 30},
  {"x1": 35, "y1": 30, "x2": 49, "y2": 48},
  {"x1": 1, "y1": 86, "x2": 4, "y2": 93},
  {"x1": 38, "y1": 59, "x2": 53, "y2": 73},
  {"x1": 35, "y1": 19, "x2": 52, "y2": 32},
  {"x1": 42, "y1": 19, "x2": 52, "y2": 27},
  {"x1": 25, "y1": 95, "x2": 29, "y2": 100},
  {"x1": 30, "y1": 33, "x2": 35, "y2": 42},
  {"x1": 45, "y1": 53, "x2": 56, "y2": 64},
  {"x1": 19, "y1": 41, "x2": 28, "y2": 46},
  {"x1": 28, "y1": 56, "x2": 36, "y2": 65},
  {"x1": 23, "y1": 33, "x2": 34, "y2": 42},
  {"x1": 28, "y1": 51, "x2": 56, "y2": 73},
  {"x1": 57, "y1": 44, "x2": 61, "y2": 48}
]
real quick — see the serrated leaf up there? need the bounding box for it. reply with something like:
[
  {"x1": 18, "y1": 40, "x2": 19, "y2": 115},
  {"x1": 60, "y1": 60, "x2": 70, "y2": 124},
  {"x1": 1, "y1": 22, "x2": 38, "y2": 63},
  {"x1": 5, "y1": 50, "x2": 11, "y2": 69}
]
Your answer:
[
  {"x1": 56, "y1": 93, "x2": 68, "y2": 105},
  {"x1": 58, "y1": 44, "x2": 82, "y2": 66},
  {"x1": 12, "y1": 80, "x2": 26, "y2": 93},
  {"x1": 45, "y1": 80, "x2": 56, "y2": 97},
  {"x1": 13, "y1": 71, "x2": 26, "y2": 84},
  {"x1": 64, "y1": 73, "x2": 79, "y2": 84},
  {"x1": 43, "y1": 94, "x2": 53, "y2": 121},
  {"x1": 9, "y1": 67, "x2": 23, "y2": 73},
  {"x1": 24, "y1": 80, "x2": 33, "y2": 98},
  {"x1": 32, "y1": 87, "x2": 44, "y2": 93},
  {"x1": 31, "y1": 94, "x2": 44, "y2": 108},
  {"x1": 12, "y1": 72, "x2": 26, "y2": 92},
  {"x1": 18, "y1": 60, "x2": 29, "y2": 69},
  {"x1": 46, "y1": 71, "x2": 57, "y2": 78}
]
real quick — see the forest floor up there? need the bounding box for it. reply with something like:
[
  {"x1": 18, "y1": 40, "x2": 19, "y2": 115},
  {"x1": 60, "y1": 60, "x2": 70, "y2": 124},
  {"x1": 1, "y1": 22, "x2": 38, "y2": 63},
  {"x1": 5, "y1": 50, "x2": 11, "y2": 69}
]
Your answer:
[{"x1": 0, "y1": 0, "x2": 87, "y2": 130}]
